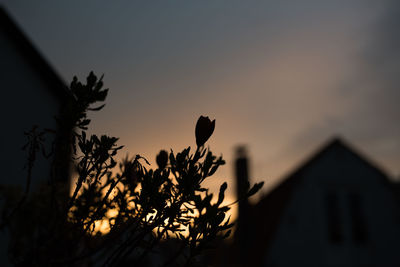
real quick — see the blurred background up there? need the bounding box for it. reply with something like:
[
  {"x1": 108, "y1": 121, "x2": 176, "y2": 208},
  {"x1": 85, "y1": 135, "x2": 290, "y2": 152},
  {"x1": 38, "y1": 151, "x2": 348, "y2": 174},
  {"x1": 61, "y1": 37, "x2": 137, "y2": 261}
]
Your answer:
[{"x1": 1, "y1": 0, "x2": 399, "y2": 219}]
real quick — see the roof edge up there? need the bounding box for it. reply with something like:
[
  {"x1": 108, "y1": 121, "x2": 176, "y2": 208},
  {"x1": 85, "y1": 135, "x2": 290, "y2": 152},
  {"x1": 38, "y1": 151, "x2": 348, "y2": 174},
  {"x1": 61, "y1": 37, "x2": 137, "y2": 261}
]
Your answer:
[{"x1": 0, "y1": 6, "x2": 72, "y2": 100}]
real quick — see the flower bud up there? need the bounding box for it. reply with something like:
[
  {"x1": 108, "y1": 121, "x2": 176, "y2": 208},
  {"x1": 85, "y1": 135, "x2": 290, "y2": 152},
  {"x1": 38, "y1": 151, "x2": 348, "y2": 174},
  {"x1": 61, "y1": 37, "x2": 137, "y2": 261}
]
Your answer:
[
  {"x1": 156, "y1": 150, "x2": 168, "y2": 169},
  {"x1": 195, "y1": 116, "x2": 215, "y2": 147}
]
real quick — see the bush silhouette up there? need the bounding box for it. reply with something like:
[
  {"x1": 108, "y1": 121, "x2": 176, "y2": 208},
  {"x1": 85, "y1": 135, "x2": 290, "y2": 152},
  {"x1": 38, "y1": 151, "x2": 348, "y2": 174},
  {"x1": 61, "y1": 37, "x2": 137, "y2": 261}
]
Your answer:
[{"x1": 0, "y1": 72, "x2": 263, "y2": 266}]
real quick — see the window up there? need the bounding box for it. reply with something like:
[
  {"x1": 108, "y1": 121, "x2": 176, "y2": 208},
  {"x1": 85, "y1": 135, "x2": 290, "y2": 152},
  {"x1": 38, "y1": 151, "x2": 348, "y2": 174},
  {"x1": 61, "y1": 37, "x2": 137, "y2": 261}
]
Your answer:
[
  {"x1": 348, "y1": 193, "x2": 368, "y2": 244},
  {"x1": 325, "y1": 192, "x2": 342, "y2": 244}
]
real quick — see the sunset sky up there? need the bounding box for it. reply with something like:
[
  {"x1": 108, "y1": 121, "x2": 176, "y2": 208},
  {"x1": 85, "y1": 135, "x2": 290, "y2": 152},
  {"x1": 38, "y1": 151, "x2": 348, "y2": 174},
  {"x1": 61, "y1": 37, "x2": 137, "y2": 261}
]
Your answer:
[{"x1": 2, "y1": 1, "x2": 399, "y2": 208}]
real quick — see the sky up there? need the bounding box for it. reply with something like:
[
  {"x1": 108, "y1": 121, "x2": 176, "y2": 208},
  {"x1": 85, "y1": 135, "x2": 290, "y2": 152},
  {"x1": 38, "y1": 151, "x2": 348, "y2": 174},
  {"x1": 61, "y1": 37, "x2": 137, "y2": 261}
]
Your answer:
[{"x1": 2, "y1": 1, "x2": 399, "y2": 209}]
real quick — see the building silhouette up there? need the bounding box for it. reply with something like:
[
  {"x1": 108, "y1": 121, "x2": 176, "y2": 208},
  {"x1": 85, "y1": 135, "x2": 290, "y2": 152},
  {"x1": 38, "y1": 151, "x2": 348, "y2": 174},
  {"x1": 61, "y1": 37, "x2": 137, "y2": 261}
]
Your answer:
[
  {"x1": 233, "y1": 137, "x2": 400, "y2": 266},
  {"x1": 0, "y1": 6, "x2": 71, "y2": 266},
  {"x1": 2, "y1": 5, "x2": 399, "y2": 266}
]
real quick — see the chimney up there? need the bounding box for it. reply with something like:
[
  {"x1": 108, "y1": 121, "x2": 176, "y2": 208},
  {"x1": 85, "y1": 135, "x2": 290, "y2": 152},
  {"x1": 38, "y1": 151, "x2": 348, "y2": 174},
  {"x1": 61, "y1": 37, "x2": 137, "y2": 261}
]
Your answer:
[{"x1": 235, "y1": 146, "x2": 250, "y2": 264}]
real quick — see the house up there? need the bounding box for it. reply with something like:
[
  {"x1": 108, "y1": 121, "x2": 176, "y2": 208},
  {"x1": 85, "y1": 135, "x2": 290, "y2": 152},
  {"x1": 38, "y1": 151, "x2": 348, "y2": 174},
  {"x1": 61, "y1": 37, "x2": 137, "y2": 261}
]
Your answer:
[
  {"x1": 0, "y1": 6, "x2": 72, "y2": 265},
  {"x1": 234, "y1": 138, "x2": 400, "y2": 266},
  {"x1": 0, "y1": 6, "x2": 72, "y2": 188}
]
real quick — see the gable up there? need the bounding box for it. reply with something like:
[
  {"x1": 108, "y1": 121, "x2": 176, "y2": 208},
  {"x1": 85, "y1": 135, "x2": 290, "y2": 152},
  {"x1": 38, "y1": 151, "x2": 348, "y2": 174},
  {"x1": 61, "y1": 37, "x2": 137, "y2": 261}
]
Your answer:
[
  {"x1": 247, "y1": 137, "x2": 396, "y2": 265},
  {"x1": 254, "y1": 138, "x2": 399, "y2": 265},
  {"x1": 295, "y1": 138, "x2": 391, "y2": 188},
  {"x1": 0, "y1": 6, "x2": 70, "y2": 100}
]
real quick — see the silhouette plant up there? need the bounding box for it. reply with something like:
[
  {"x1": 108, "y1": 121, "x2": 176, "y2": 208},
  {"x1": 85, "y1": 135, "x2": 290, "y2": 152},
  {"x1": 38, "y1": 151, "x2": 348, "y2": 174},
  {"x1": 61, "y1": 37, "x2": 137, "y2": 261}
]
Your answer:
[{"x1": 0, "y1": 72, "x2": 263, "y2": 266}]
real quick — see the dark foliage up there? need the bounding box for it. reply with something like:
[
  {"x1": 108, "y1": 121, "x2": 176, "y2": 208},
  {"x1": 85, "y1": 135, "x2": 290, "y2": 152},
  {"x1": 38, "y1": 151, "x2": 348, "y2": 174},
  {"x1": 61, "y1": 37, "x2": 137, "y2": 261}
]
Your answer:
[{"x1": 0, "y1": 72, "x2": 263, "y2": 266}]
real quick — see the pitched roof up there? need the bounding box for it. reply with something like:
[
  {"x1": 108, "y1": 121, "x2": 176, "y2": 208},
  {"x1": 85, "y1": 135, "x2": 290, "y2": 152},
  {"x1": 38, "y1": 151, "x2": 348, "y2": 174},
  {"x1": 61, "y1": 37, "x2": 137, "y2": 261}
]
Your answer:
[
  {"x1": 248, "y1": 137, "x2": 392, "y2": 264},
  {"x1": 0, "y1": 6, "x2": 70, "y2": 100}
]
